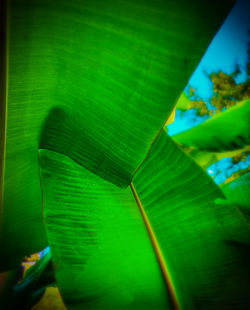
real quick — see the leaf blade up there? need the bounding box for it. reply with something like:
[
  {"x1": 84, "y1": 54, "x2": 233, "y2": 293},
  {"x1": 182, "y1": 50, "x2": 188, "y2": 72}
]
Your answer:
[
  {"x1": 221, "y1": 172, "x2": 250, "y2": 223},
  {"x1": 133, "y1": 130, "x2": 250, "y2": 309},
  {"x1": 39, "y1": 149, "x2": 171, "y2": 310},
  {"x1": 173, "y1": 99, "x2": 250, "y2": 152},
  {"x1": 39, "y1": 130, "x2": 250, "y2": 309}
]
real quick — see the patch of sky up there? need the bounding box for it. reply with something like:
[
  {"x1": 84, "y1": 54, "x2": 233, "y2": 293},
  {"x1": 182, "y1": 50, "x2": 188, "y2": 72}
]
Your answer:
[
  {"x1": 207, "y1": 154, "x2": 250, "y2": 185},
  {"x1": 167, "y1": 0, "x2": 250, "y2": 183},
  {"x1": 39, "y1": 246, "x2": 50, "y2": 258},
  {"x1": 167, "y1": 109, "x2": 208, "y2": 136},
  {"x1": 187, "y1": 0, "x2": 250, "y2": 100},
  {"x1": 169, "y1": 0, "x2": 250, "y2": 135}
]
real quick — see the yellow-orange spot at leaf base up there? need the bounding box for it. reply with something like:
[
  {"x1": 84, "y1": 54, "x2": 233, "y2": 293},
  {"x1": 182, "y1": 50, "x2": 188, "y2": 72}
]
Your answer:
[
  {"x1": 164, "y1": 107, "x2": 176, "y2": 127},
  {"x1": 31, "y1": 287, "x2": 67, "y2": 310}
]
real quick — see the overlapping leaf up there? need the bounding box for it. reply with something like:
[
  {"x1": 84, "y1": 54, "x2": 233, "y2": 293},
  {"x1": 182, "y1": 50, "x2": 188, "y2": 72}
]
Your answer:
[
  {"x1": 1, "y1": 0, "x2": 233, "y2": 270},
  {"x1": 39, "y1": 148, "x2": 171, "y2": 310},
  {"x1": 133, "y1": 130, "x2": 250, "y2": 309},
  {"x1": 39, "y1": 131, "x2": 250, "y2": 309},
  {"x1": 173, "y1": 99, "x2": 250, "y2": 152},
  {"x1": 221, "y1": 172, "x2": 250, "y2": 223},
  {"x1": 178, "y1": 146, "x2": 250, "y2": 169}
]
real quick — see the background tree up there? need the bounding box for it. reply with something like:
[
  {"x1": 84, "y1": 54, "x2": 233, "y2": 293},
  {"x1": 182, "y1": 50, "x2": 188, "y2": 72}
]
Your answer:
[
  {"x1": 187, "y1": 31, "x2": 250, "y2": 117},
  {"x1": 172, "y1": 31, "x2": 250, "y2": 184}
]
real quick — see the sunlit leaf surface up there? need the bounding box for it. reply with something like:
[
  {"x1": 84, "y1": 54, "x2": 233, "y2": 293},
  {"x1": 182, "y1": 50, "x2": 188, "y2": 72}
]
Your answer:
[
  {"x1": 133, "y1": 130, "x2": 250, "y2": 310},
  {"x1": 39, "y1": 148, "x2": 171, "y2": 310},
  {"x1": 175, "y1": 92, "x2": 191, "y2": 111},
  {"x1": 39, "y1": 131, "x2": 250, "y2": 310},
  {"x1": 0, "y1": 0, "x2": 233, "y2": 270}
]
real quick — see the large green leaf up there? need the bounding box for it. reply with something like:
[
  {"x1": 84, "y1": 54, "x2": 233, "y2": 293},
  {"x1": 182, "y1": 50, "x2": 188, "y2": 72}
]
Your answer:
[
  {"x1": 0, "y1": 0, "x2": 8, "y2": 215},
  {"x1": 1, "y1": 0, "x2": 233, "y2": 270},
  {"x1": 39, "y1": 130, "x2": 250, "y2": 310},
  {"x1": 221, "y1": 173, "x2": 250, "y2": 222},
  {"x1": 39, "y1": 149, "x2": 171, "y2": 310},
  {"x1": 173, "y1": 99, "x2": 250, "y2": 152}
]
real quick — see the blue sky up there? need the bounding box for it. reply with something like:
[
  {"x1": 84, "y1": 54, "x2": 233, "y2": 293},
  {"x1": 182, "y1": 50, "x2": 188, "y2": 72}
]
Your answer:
[
  {"x1": 168, "y1": 0, "x2": 250, "y2": 184},
  {"x1": 168, "y1": 0, "x2": 250, "y2": 136},
  {"x1": 188, "y1": 0, "x2": 250, "y2": 100}
]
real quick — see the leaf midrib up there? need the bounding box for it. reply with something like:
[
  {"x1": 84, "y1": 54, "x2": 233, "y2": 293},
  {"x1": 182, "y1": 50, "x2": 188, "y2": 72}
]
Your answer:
[
  {"x1": 0, "y1": 0, "x2": 9, "y2": 226},
  {"x1": 130, "y1": 182, "x2": 180, "y2": 310}
]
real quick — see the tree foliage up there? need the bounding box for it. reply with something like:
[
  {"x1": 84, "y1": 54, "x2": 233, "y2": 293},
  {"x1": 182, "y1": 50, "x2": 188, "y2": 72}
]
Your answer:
[
  {"x1": 174, "y1": 32, "x2": 250, "y2": 184},
  {"x1": 186, "y1": 31, "x2": 250, "y2": 117}
]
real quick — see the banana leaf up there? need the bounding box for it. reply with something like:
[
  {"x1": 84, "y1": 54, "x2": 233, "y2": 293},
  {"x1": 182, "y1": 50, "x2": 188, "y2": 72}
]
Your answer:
[
  {"x1": 173, "y1": 99, "x2": 250, "y2": 152},
  {"x1": 221, "y1": 172, "x2": 250, "y2": 223},
  {"x1": 39, "y1": 130, "x2": 250, "y2": 310},
  {"x1": 0, "y1": 0, "x2": 233, "y2": 270},
  {"x1": 179, "y1": 146, "x2": 250, "y2": 170}
]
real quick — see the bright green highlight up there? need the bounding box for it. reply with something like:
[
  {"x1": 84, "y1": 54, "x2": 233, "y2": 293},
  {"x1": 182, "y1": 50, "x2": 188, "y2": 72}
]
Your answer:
[{"x1": 175, "y1": 93, "x2": 190, "y2": 111}]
